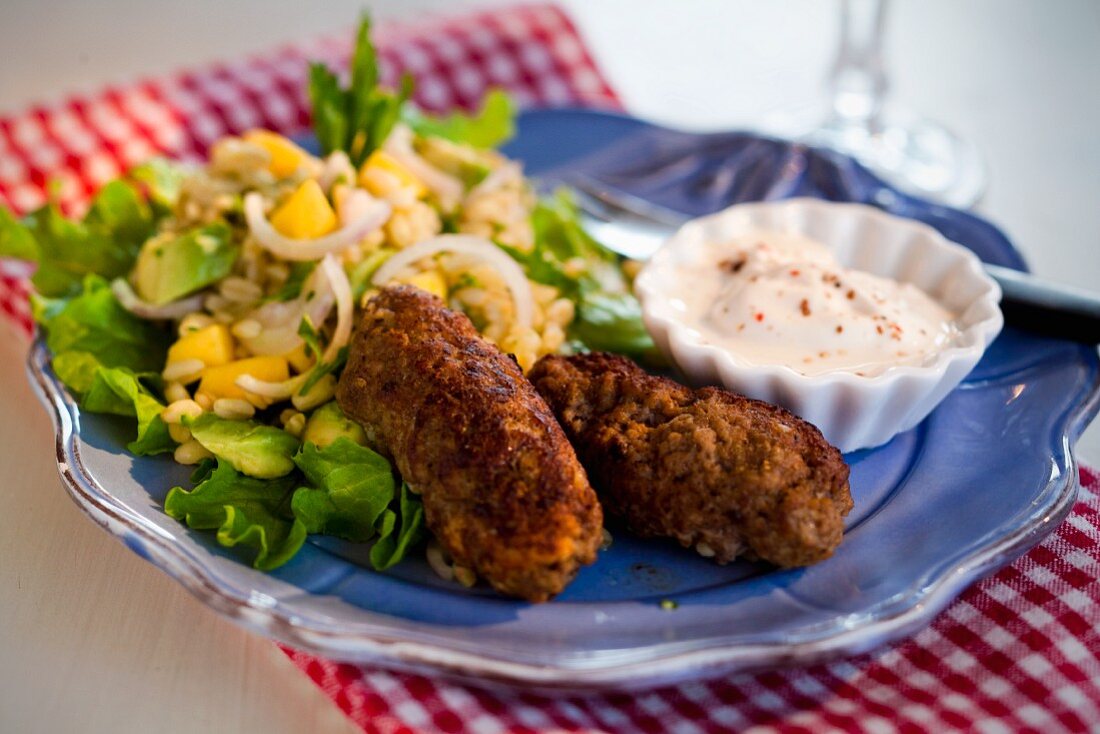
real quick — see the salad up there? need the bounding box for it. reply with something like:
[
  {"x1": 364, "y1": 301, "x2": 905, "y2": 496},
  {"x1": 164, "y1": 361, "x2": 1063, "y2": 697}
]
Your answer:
[{"x1": 0, "y1": 17, "x2": 652, "y2": 574}]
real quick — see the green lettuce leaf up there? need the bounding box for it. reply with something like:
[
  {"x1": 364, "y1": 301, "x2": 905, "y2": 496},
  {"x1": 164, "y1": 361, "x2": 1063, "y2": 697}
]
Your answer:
[
  {"x1": 291, "y1": 439, "x2": 426, "y2": 570},
  {"x1": 35, "y1": 276, "x2": 175, "y2": 454},
  {"x1": 291, "y1": 438, "x2": 396, "y2": 541},
  {"x1": 164, "y1": 461, "x2": 306, "y2": 571},
  {"x1": 51, "y1": 351, "x2": 104, "y2": 394},
  {"x1": 404, "y1": 89, "x2": 516, "y2": 149},
  {"x1": 81, "y1": 367, "x2": 175, "y2": 455},
  {"x1": 39, "y1": 274, "x2": 171, "y2": 384},
  {"x1": 510, "y1": 190, "x2": 659, "y2": 360},
  {"x1": 308, "y1": 14, "x2": 413, "y2": 167},
  {"x1": 186, "y1": 413, "x2": 300, "y2": 479},
  {"x1": 10, "y1": 181, "x2": 156, "y2": 298},
  {"x1": 571, "y1": 291, "x2": 656, "y2": 357},
  {"x1": 369, "y1": 483, "x2": 426, "y2": 570},
  {"x1": 0, "y1": 207, "x2": 37, "y2": 261}
]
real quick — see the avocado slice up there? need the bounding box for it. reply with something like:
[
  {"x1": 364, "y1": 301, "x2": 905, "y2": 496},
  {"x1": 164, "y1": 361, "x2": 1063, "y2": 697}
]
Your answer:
[
  {"x1": 413, "y1": 136, "x2": 495, "y2": 189},
  {"x1": 302, "y1": 401, "x2": 369, "y2": 449},
  {"x1": 132, "y1": 222, "x2": 238, "y2": 305},
  {"x1": 185, "y1": 413, "x2": 300, "y2": 479}
]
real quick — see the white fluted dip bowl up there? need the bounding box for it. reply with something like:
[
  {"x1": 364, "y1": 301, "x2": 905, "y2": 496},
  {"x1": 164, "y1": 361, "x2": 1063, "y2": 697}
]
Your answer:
[{"x1": 635, "y1": 199, "x2": 1004, "y2": 452}]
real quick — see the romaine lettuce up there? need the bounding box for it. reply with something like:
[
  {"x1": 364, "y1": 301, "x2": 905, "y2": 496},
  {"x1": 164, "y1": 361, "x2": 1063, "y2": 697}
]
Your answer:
[
  {"x1": 291, "y1": 437, "x2": 396, "y2": 541},
  {"x1": 404, "y1": 89, "x2": 516, "y2": 149},
  {"x1": 1, "y1": 181, "x2": 156, "y2": 298},
  {"x1": 81, "y1": 367, "x2": 175, "y2": 455},
  {"x1": 510, "y1": 190, "x2": 660, "y2": 360},
  {"x1": 369, "y1": 483, "x2": 426, "y2": 570},
  {"x1": 165, "y1": 461, "x2": 306, "y2": 571},
  {"x1": 38, "y1": 274, "x2": 171, "y2": 381},
  {"x1": 292, "y1": 438, "x2": 426, "y2": 571}
]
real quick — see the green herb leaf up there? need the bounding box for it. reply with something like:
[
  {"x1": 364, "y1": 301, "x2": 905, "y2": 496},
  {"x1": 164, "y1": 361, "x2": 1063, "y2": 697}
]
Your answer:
[
  {"x1": 165, "y1": 461, "x2": 306, "y2": 571},
  {"x1": 297, "y1": 316, "x2": 323, "y2": 362},
  {"x1": 348, "y1": 247, "x2": 394, "y2": 300},
  {"x1": 186, "y1": 413, "x2": 301, "y2": 479},
  {"x1": 404, "y1": 89, "x2": 516, "y2": 149},
  {"x1": 291, "y1": 437, "x2": 396, "y2": 541},
  {"x1": 296, "y1": 316, "x2": 348, "y2": 395},
  {"x1": 270, "y1": 261, "x2": 317, "y2": 302},
  {"x1": 307, "y1": 62, "x2": 348, "y2": 158},
  {"x1": 307, "y1": 14, "x2": 412, "y2": 167}
]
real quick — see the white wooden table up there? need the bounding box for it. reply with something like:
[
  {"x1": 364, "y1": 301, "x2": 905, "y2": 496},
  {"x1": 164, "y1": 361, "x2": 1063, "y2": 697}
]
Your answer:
[{"x1": 1, "y1": 1, "x2": 1097, "y2": 731}]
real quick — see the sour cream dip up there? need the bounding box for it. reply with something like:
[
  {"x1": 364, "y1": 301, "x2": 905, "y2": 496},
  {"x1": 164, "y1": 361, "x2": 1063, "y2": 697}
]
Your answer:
[{"x1": 666, "y1": 230, "x2": 959, "y2": 376}]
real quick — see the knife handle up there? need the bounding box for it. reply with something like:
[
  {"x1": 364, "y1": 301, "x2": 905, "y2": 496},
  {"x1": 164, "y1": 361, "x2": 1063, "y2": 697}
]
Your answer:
[{"x1": 985, "y1": 264, "x2": 1100, "y2": 345}]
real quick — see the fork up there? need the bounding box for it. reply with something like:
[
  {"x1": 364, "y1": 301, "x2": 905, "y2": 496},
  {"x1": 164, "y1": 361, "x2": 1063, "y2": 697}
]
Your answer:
[{"x1": 566, "y1": 174, "x2": 1100, "y2": 345}]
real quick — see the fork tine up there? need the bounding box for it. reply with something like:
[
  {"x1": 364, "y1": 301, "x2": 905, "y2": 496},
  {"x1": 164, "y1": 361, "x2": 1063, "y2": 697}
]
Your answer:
[
  {"x1": 566, "y1": 173, "x2": 691, "y2": 228},
  {"x1": 566, "y1": 183, "x2": 617, "y2": 223}
]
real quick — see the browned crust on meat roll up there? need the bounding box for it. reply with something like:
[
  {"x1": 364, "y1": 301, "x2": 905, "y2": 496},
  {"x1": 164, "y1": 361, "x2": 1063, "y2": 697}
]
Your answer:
[
  {"x1": 528, "y1": 352, "x2": 852, "y2": 567},
  {"x1": 335, "y1": 286, "x2": 602, "y2": 601}
]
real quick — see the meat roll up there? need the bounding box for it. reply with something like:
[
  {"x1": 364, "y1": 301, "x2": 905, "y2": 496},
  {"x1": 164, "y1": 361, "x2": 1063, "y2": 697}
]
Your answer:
[
  {"x1": 529, "y1": 352, "x2": 852, "y2": 567},
  {"x1": 336, "y1": 286, "x2": 603, "y2": 601}
]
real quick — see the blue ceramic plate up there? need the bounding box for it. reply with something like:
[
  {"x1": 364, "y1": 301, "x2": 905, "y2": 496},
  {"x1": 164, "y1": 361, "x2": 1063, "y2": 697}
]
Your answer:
[{"x1": 29, "y1": 109, "x2": 1100, "y2": 691}]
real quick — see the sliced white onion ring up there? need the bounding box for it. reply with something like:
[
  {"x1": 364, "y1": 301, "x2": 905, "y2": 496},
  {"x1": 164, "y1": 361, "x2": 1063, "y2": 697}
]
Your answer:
[
  {"x1": 382, "y1": 125, "x2": 464, "y2": 209},
  {"x1": 111, "y1": 278, "x2": 206, "y2": 321},
  {"x1": 426, "y1": 540, "x2": 455, "y2": 582},
  {"x1": 243, "y1": 191, "x2": 391, "y2": 262},
  {"x1": 239, "y1": 266, "x2": 336, "y2": 356},
  {"x1": 467, "y1": 160, "x2": 522, "y2": 200},
  {"x1": 235, "y1": 373, "x2": 306, "y2": 400},
  {"x1": 318, "y1": 254, "x2": 354, "y2": 364},
  {"x1": 372, "y1": 234, "x2": 534, "y2": 331}
]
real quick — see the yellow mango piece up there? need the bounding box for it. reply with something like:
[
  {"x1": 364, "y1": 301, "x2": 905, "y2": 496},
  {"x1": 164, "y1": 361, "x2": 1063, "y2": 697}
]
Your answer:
[
  {"x1": 360, "y1": 150, "x2": 427, "y2": 198},
  {"x1": 270, "y1": 179, "x2": 338, "y2": 240},
  {"x1": 284, "y1": 343, "x2": 314, "y2": 374},
  {"x1": 406, "y1": 270, "x2": 448, "y2": 300},
  {"x1": 198, "y1": 356, "x2": 290, "y2": 405},
  {"x1": 244, "y1": 129, "x2": 312, "y2": 178},
  {"x1": 167, "y1": 324, "x2": 235, "y2": 370}
]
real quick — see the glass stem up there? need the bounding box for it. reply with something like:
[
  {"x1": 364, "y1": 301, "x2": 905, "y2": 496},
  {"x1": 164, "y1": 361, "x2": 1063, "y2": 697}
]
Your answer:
[{"x1": 827, "y1": 0, "x2": 889, "y2": 133}]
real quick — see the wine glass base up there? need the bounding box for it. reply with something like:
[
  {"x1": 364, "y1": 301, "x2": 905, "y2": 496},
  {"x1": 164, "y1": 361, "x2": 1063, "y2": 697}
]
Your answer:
[{"x1": 765, "y1": 109, "x2": 988, "y2": 209}]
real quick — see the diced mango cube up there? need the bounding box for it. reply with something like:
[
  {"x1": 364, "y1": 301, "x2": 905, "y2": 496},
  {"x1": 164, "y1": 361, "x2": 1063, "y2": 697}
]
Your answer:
[
  {"x1": 359, "y1": 150, "x2": 427, "y2": 198},
  {"x1": 270, "y1": 179, "x2": 338, "y2": 239},
  {"x1": 284, "y1": 343, "x2": 314, "y2": 374},
  {"x1": 198, "y1": 356, "x2": 290, "y2": 405},
  {"x1": 406, "y1": 270, "x2": 448, "y2": 300},
  {"x1": 167, "y1": 324, "x2": 235, "y2": 371},
  {"x1": 243, "y1": 129, "x2": 313, "y2": 179}
]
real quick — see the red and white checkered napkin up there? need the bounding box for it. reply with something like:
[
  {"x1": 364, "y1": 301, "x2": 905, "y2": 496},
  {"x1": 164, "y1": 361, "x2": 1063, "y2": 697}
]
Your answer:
[{"x1": 2, "y1": 3, "x2": 1098, "y2": 732}]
